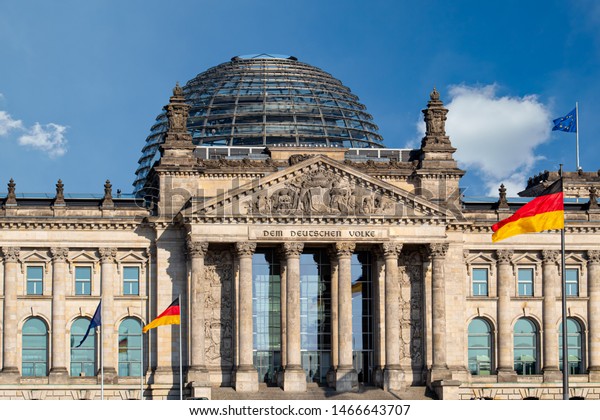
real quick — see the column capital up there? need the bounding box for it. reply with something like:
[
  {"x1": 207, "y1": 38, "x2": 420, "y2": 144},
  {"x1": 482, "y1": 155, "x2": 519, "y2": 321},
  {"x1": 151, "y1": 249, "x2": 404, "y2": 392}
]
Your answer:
[
  {"x1": 186, "y1": 240, "x2": 209, "y2": 258},
  {"x1": 335, "y1": 242, "x2": 356, "y2": 258},
  {"x1": 50, "y1": 247, "x2": 69, "y2": 262},
  {"x1": 381, "y1": 242, "x2": 403, "y2": 258},
  {"x1": 99, "y1": 247, "x2": 117, "y2": 263},
  {"x1": 496, "y1": 249, "x2": 514, "y2": 264},
  {"x1": 428, "y1": 243, "x2": 448, "y2": 259},
  {"x1": 588, "y1": 250, "x2": 600, "y2": 265},
  {"x1": 1, "y1": 246, "x2": 20, "y2": 262},
  {"x1": 282, "y1": 242, "x2": 304, "y2": 258},
  {"x1": 542, "y1": 249, "x2": 560, "y2": 264},
  {"x1": 235, "y1": 241, "x2": 257, "y2": 257}
]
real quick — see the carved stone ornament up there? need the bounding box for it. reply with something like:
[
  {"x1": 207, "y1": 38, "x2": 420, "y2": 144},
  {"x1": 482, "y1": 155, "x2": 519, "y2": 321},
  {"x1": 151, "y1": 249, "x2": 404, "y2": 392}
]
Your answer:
[
  {"x1": 496, "y1": 249, "x2": 514, "y2": 264},
  {"x1": 587, "y1": 250, "x2": 600, "y2": 264},
  {"x1": 250, "y1": 167, "x2": 395, "y2": 217},
  {"x1": 497, "y1": 184, "x2": 509, "y2": 209},
  {"x1": 235, "y1": 242, "x2": 256, "y2": 257},
  {"x1": 335, "y1": 242, "x2": 356, "y2": 257},
  {"x1": 54, "y1": 179, "x2": 65, "y2": 205},
  {"x1": 166, "y1": 82, "x2": 189, "y2": 134},
  {"x1": 588, "y1": 186, "x2": 599, "y2": 209},
  {"x1": 428, "y1": 243, "x2": 449, "y2": 259},
  {"x1": 99, "y1": 247, "x2": 117, "y2": 263},
  {"x1": 282, "y1": 242, "x2": 304, "y2": 258},
  {"x1": 2, "y1": 246, "x2": 20, "y2": 262},
  {"x1": 102, "y1": 180, "x2": 114, "y2": 208},
  {"x1": 542, "y1": 250, "x2": 560, "y2": 264},
  {"x1": 50, "y1": 247, "x2": 69, "y2": 262},
  {"x1": 186, "y1": 240, "x2": 209, "y2": 258},
  {"x1": 6, "y1": 178, "x2": 17, "y2": 205},
  {"x1": 381, "y1": 242, "x2": 403, "y2": 258}
]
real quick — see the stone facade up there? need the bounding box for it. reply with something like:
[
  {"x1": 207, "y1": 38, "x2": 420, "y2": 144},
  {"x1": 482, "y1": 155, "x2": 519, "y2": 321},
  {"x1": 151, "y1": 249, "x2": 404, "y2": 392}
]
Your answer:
[{"x1": 1, "y1": 86, "x2": 600, "y2": 400}]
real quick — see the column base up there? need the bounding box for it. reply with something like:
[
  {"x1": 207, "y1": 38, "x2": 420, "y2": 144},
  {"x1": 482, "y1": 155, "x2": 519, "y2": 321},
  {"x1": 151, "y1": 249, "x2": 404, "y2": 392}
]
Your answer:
[
  {"x1": 383, "y1": 367, "x2": 404, "y2": 391},
  {"x1": 431, "y1": 379, "x2": 461, "y2": 400},
  {"x1": 283, "y1": 366, "x2": 307, "y2": 392},
  {"x1": 589, "y1": 367, "x2": 600, "y2": 382},
  {"x1": 543, "y1": 368, "x2": 562, "y2": 382},
  {"x1": 335, "y1": 366, "x2": 358, "y2": 392},
  {"x1": 428, "y1": 364, "x2": 451, "y2": 385},
  {"x1": 326, "y1": 367, "x2": 337, "y2": 388},
  {"x1": 373, "y1": 367, "x2": 384, "y2": 388},
  {"x1": 49, "y1": 367, "x2": 69, "y2": 384},
  {"x1": 187, "y1": 366, "x2": 210, "y2": 387},
  {"x1": 152, "y1": 367, "x2": 183, "y2": 385},
  {"x1": 0, "y1": 367, "x2": 20, "y2": 384},
  {"x1": 496, "y1": 368, "x2": 517, "y2": 383},
  {"x1": 235, "y1": 366, "x2": 258, "y2": 392}
]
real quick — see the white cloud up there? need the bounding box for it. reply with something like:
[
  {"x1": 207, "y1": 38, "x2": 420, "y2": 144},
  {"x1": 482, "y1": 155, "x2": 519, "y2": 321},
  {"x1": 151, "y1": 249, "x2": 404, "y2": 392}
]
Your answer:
[
  {"x1": 18, "y1": 123, "x2": 68, "y2": 157},
  {"x1": 0, "y1": 94, "x2": 68, "y2": 157},
  {"x1": 444, "y1": 84, "x2": 552, "y2": 195},
  {"x1": 0, "y1": 110, "x2": 23, "y2": 136}
]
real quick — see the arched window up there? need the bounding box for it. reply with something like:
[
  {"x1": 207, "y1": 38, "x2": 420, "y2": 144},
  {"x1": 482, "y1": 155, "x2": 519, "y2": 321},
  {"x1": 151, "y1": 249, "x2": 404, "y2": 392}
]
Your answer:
[
  {"x1": 514, "y1": 318, "x2": 538, "y2": 375},
  {"x1": 70, "y1": 318, "x2": 96, "y2": 377},
  {"x1": 468, "y1": 318, "x2": 492, "y2": 375},
  {"x1": 22, "y1": 318, "x2": 48, "y2": 377},
  {"x1": 118, "y1": 318, "x2": 142, "y2": 377},
  {"x1": 559, "y1": 318, "x2": 584, "y2": 374}
]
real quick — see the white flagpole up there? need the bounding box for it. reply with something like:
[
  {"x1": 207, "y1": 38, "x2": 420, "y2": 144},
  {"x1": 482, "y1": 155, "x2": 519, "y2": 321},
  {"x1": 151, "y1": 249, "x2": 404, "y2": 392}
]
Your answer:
[
  {"x1": 559, "y1": 165, "x2": 569, "y2": 400},
  {"x1": 576, "y1": 102, "x2": 580, "y2": 170},
  {"x1": 101, "y1": 298, "x2": 104, "y2": 400},
  {"x1": 179, "y1": 294, "x2": 183, "y2": 401},
  {"x1": 140, "y1": 298, "x2": 144, "y2": 400}
]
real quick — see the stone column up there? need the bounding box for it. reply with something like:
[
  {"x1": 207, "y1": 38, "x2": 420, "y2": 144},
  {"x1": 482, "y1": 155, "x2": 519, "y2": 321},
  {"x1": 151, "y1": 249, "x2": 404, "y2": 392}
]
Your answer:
[
  {"x1": 49, "y1": 247, "x2": 69, "y2": 383},
  {"x1": 335, "y1": 242, "x2": 357, "y2": 391},
  {"x1": 99, "y1": 248, "x2": 118, "y2": 384},
  {"x1": 542, "y1": 250, "x2": 561, "y2": 381},
  {"x1": 0, "y1": 247, "x2": 20, "y2": 382},
  {"x1": 587, "y1": 250, "x2": 600, "y2": 381},
  {"x1": 282, "y1": 242, "x2": 306, "y2": 392},
  {"x1": 382, "y1": 242, "x2": 404, "y2": 390},
  {"x1": 429, "y1": 243, "x2": 450, "y2": 382},
  {"x1": 496, "y1": 249, "x2": 516, "y2": 381},
  {"x1": 326, "y1": 249, "x2": 339, "y2": 388},
  {"x1": 234, "y1": 242, "x2": 258, "y2": 392},
  {"x1": 372, "y1": 247, "x2": 386, "y2": 387},
  {"x1": 186, "y1": 240, "x2": 210, "y2": 394}
]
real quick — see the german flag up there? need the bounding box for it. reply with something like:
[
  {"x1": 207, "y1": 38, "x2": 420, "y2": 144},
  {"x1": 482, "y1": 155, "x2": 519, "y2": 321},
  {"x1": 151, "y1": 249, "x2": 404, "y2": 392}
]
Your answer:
[
  {"x1": 492, "y1": 179, "x2": 564, "y2": 242},
  {"x1": 143, "y1": 298, "x2": 180, "y2": 333}
]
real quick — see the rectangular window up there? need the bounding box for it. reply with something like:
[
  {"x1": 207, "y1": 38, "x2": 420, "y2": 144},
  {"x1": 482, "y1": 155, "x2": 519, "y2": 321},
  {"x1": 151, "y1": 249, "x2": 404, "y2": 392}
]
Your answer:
[
  {"x1": 27, "y1": 266, "x2": 44, "y2": 295},
  {"x1": 518, "y1": 268, "x2": 534, "y2": 296},
  {"x1": 566, "y1": 268, "x2": 579, "y2": 297},
  {"x1": 123, "y1": 267, "x2": 140, "y2": 295},
  {"x1": 472, "y1": 268, "x2": 489, "y2": 296},
  {"x1": 75, "y1": 266, "x2": 92, "y2": 295}
]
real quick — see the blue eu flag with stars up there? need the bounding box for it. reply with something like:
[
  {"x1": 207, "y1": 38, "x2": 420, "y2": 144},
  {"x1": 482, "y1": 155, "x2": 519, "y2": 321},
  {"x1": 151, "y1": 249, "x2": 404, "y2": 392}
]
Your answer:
[
  {"x1": 76, "y1": 301, "x2": 101, "y2": 348},
  {"x1": 552, "y1": 108, "x2": 577, "y2": 133}
]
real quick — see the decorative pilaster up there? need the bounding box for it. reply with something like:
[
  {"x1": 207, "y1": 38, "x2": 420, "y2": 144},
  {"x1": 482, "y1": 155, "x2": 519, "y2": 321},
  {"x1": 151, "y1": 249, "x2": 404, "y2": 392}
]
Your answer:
[
  {"x1": 335, "y1": 242, "x2": 357, "y2": 391},
  {"x1": 99, "y1": 247, "x2": 118, "y2": 384},
  {"x1": 542, "y1": 249, "x2": 561, "y2": 381},
  {"x1": 234, "y1": 242, "x2": 258, "y2": 392},
  {"x1": 588, "y1": 250, "x2": 600, "y2": 380},
  {"x1": 381, "y1": 242, "x2": 404, "y2": 390},
  {"x1": 0, "y1": 247, "x2": 20, "y2": 381},
  {"x1": 47, "y1": 247, "x2": 69, "y2": 383},
  {"x1": 281, "y1": 242, "x2": 306, "y2": 392},
  {"x1": 496, "y1": 249, "x2": 516, "y2": 381},
  {"x1": 428, "y1": 243, "x2": 451, "y2": 382},
  {"x1": 186, "y1": 240, "x2": 210, "y2": 398}
]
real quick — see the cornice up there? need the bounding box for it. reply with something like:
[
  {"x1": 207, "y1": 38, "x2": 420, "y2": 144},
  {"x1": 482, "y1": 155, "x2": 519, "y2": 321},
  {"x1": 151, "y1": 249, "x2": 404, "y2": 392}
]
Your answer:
[{"x1": 0, "y1": 219, "x2": 145, "y2": 230}]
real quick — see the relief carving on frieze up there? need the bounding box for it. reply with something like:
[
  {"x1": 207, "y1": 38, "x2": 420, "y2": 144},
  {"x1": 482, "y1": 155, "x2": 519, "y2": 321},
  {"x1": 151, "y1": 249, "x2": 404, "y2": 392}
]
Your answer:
[
  {"x1": 203, "y1": 250, "x2": 233, "y2": 365},
  {"x1": 249, "y1": 167, "x2": 396, "y2": 217},
  {"x1": 398, "y1": 252, "x2": 423, "y2": 368}
]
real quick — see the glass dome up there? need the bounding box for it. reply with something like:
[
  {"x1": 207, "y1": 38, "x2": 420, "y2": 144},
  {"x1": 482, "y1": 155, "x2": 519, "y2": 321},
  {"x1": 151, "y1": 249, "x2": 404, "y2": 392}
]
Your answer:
[{"x1": 133, "y1": 54, "x2": 384, "y2": 192}]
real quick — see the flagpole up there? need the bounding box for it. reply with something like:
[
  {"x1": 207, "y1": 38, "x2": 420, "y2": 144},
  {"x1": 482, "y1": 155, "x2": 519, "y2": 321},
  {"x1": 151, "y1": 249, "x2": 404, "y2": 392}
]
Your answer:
[
  {"x1": 575, "y1": 102, "x2": 580, "y2": 170},
  {"x1": 101, "y1": 298, "x2": 104, "y2": 401},
  {"x1": 140, "y1": 298, "x2": 144, "y2": 400},
  {"x1": 559, "y1": 164, "x2": 569, "y2": 400},
  {"x1": 179, "y1": 293, "x2": 183, "y2": 401}
]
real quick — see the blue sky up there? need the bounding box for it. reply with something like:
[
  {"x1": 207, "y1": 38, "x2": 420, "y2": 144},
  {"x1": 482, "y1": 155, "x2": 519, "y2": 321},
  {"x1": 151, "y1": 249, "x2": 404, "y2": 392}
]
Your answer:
[{"x1": 0, "y1": 0, "x2": 598, "y2": 197}]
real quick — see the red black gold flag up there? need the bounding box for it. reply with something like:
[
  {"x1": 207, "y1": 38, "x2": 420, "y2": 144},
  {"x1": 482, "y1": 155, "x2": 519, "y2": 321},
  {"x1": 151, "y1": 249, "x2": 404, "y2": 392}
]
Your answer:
[
  {"x1": 142, "y1": 297, "x2": 180, "y2": 333},
  {"x1": 492, "y1": 179, "x2": 564, "y2": 242}
]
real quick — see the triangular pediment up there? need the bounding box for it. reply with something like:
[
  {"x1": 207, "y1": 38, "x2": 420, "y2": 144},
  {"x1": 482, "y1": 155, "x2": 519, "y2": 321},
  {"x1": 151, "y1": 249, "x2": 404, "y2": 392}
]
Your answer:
[{"x1": 182, "y1": 155, "x2": 454, "y2": 224}]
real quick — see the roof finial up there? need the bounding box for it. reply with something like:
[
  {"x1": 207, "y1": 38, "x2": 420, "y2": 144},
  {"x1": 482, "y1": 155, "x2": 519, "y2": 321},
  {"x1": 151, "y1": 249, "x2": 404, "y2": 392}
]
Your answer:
[
  {"x1": 5, "y1": 178, "x2": 17, "y2": 206},
  {"x1": 173, "y1": 82, "x2": 183, "y2": 97},
  {"x1": 430, "y1": 87, "x2": 440, "y2": 101},
  {"x1": 54, "y1": 179, "x2": 65, "y2": 206}
]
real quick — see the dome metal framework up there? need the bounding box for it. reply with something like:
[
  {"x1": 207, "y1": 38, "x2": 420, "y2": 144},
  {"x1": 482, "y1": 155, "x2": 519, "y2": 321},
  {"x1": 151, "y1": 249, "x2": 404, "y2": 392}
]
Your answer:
[{"x1": 134, "y1": 54, "x2": 384, "y2": 192}]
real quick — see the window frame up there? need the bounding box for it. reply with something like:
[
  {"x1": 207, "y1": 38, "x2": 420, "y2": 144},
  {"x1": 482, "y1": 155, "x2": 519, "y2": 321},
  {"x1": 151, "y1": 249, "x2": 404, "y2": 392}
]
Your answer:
[
  {"x1": 471, "y1": 267, "x2": 489, "y2": 297},
  {"x1": 513, "y1": 318, "x2": 538, "y2": 375},
  {"x1": 74, "y1": 266, "x2": 93, "y2": 296},
  {"x1": 118, "y1": 318, "x2": 143, "y2": 377},
  {"x1": 26, "y1": 265, "x2": 44, "y2": 296},
  {"x1": 565, "y1": 267, "x2": 579, "y2": 297},
  {"x1": 122, "y1": 266, "x2": 140, "y2": 296},
  {"x1": 467, "y1": 318, "x2": 493, "y2": 376},
  {"x1": 22, "y1": 317, "x2": 48, "y2": 377},
  {"x1": 517, "y1": 267, "x2": 534, "y2": 297},
  {"x1": 70, "y1": 317, "x2": 97, "y2": 377}
]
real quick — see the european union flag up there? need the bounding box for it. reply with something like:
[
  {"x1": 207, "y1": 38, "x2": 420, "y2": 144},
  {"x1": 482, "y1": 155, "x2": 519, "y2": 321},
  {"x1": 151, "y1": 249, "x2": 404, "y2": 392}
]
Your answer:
[
  {"x1": 76, "y1": 301, "x2": 101, "y2": 348},
  {"x1": 552, "y1": 108, "x2": 577, "y2": 133}
]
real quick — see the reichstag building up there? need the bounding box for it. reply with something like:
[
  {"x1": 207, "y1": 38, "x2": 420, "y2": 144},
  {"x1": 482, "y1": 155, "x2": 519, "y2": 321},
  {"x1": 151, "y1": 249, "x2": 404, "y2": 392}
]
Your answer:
[{"x1": 1, "y1": 54, "x2": 599, "y2": 400}]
